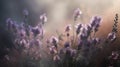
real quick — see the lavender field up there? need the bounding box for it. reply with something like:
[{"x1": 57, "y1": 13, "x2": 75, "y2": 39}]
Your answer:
[{"x1": 0, "y1": 0, "x2": 120, "y2": 67}]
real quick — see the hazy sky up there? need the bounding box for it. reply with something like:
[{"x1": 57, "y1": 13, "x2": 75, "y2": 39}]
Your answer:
[{"x1": 1, "y1": 0, "x2": 120, "y2": 35}]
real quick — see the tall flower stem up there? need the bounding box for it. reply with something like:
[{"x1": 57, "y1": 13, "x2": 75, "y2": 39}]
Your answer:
[{"x1": 72, "y1": 21, "x2": 75, "y2": 47}]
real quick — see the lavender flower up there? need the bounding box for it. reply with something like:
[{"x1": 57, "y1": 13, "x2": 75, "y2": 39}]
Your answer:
[
  {"x1": 50, "y1": 36, "x2": 59, "y2": 48},
  {"x1": 90, "y1": 16, "x2": 102, "y2": 32},
  {"x1": 40, "y1": 13, "x2": 47, "y2": 24},
  {"x1": 111, "y1": 51, "x2": 119, "y2": 60},
  {"x1": 64, "y1": 42, "x2": 70, "y2": 48},
  {"x1": 34, "y1": 39, "x2": 42, "y2": 47},
  {"x1": 49, "y1": 46, "x2": 57, "y2": 54},
  {"x1": 31, "y1": 26, "x2": 41, "y2": 36},
  {"x1": 6, "y1": 18, "x2": 13, "y2": 29},
  {"x1": 65, "y1": 24, "x2": 71, "y2": 32},
  {"x1": 91, "y1": 38, "x2": 100, "y2": 45},
  {"x1": 53, "y1": 55, "x2": 60, "y2": 62},
  {"x1": 74, "y1": 8, "x2": 82, "y2": 21},
  {"x1": 80, "y1": 27, "x2": 88, "y2": 40},
  {"x1": 19, "y1": 29, "x2": 26, "y2": 37},
  {"x1": 107, "y1": 32, "x2": 116, "y2": 42},
  {"x1": 75, "y1": 23, "x2": 83, "y2": 35}
]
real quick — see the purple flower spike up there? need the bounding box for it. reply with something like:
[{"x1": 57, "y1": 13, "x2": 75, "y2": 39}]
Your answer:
[
  {"x1": 74, "y1": 8, "x2": 82, "y2": 21},
  {"x1": 31, "y1": 26, "x2": 41, "y2": 36},
  {"x1": 64, "y1": 42, "x2": 70, "y2": 48},
  {"x1": 34, "y1": 39, "x2": 42, "y2": 47},
  {"x1": 86, "y1": 24, "x2": 92, "y2": 31},
  {"x1": 90, "y1": 16, "x2": 101, "y2": 28},
  {"x1": 6, "y1": 18, "x2": 18, "y2": 30},
  {"x1": 107, "y1": 32, "x2": 116, "y2": 41},
  {"x1": 40, "y1": 13, "x2": 47, "y2": 24},
  {"x1": 50, "y1": 36, "x2": 59, "y2": 48},
  {"x1": 19, "y1": 29, "x2": 26, "y2": 37},
  {"x1": 65, "y1": 24, "x2": 71, "y2": 32},
  {"x1": 53, "y1": 55, "x2": 60, "y2": 62},
  {"x1": 76, "y1": 23, "x2": 83, "y2": 35},
  {"x1": 91, "y1": 38, "x2": 100, "y2": 44},
  {"x1": 49, "y1": 46, "x2": 57, "y2": 54},
  {"x1": 80, "y1": 27, "x2": 88, "y2": 39}
]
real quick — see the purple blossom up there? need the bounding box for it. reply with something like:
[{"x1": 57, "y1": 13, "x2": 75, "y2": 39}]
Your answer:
[
  {"x1": 65, "y1": 24, "x2": 71, "y2": 32},
  {"x1": 19, "y1": 39, "x2": 28, "y2": 47},
  {"x1": 49, "y1": 46, "x2": 57, "y2": 54},
  {"x1": 34, "y1": 39, "x2": 42, "y2": 47},
  {"x1": 80, "y1": 27, "x2": 88, "y2": 40},
  {"x1": 6, "y1": 18, "x2": 13, "y2": 29},
  {"x1": 6, "y1": 18, "x2": 18, "y2": 32},
  {"x1": 31, "y1": 26, "x2": 41, "y2": 36},
  {"x1": 107, "y1": 32, "x2": 116, "y2": 41},
  {"x1": 19, "y1": 29, "x2": 26, "y2": 37},
  {"x1": 50, "y1": 36, "x2": 59, "y2": 48},
  {"x1": 53, "y1": 55, "x2": 60, "y2": 62},
  {"x1": 90, "y1": 16, "x2": 101, "y2": 27},
  {"x1": 40, "y1": 13, "x2": 47, "y2": 24},
  {"x1": 90, "y1": 16, "x2": 102, "y2": 32},
  {"x1": 91, "y1": 38, "x2": 100, "y2": 45},
  {"x1": 64, "y1": 42, "x2": 70, "y2": 48},
  {"x1": 74, "y1": 8, "x2": 82, "y2": 21},
  {"x1": 86, "y1": 24, "x2": 92, "y2": 32},
  {"x1": 75, "y1": 23, "x2": 83, "y2": 35}
]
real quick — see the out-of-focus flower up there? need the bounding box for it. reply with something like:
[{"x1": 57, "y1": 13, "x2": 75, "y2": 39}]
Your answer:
[
  {"x1": 53, "y1": 55, "x2": 60, "y2": 62},
  {"x1": 40, "y1": 13, "x2": 47, "y2": 24},
  {"x1": 49, "y1": 46, "x2": 57, "y2": 54},
  {"x1": 34, "y1": 39, "x2": 42, "y2": 47},
  {"x1": 23, "y1": 9, "x2": 29, "y2": 17},
  {"x1": 74, "y1": 8, "x2": 82, "y2": 21},
  {"x1": 91, "y1": 38, "x2": 100, "y2": 45},
  {"x1": 50, "y1": 36, "x2": 59, "y2": 48},
  {"x1": 31, "y1": 26, "x2": 41, "y2": 36},
  {"x1": 19, "y1": 29, "x2": 26, "y2": 37},
  {"x1": 109, "y1": 51, "x2": 119, "y2": 60},
  {"x1": 90, "y1": 16, "x2": 101, "y2": 27},
  {"x1": 64, "y1": 42, "x2": 70, "y2": 48},
  {"x1": 75, "y1": 23, "x2": 83, "y2": 35},
  {"x1": 90, "y1": 16, "x2": 102, "y2": 32},
  {"x1": 65, "y1": 24, "x2": 71, "y2": 32},
  {"x1": 86, "y1": 24, "x2": 92, "y2": 32},
  {"x1": 6, "y1": 19, "x2": 18, "y2": 32},
  {"x1": 80, "y1": 27, "x2": 88, "y2": 40},
  {"x1": 6, "y1": 18, "x2": 13, "y2": 29},
  {"x1": 107, "y1": 32, "x2": 116, "y2": 41}
]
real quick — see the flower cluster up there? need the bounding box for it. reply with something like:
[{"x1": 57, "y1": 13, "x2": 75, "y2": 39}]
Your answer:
[
  {"x1": 5, "y1": 8, "x2": 119, "y2": 67},
  {"x1": 6, "y1": 10, "x2": 47, "y2": 63}
]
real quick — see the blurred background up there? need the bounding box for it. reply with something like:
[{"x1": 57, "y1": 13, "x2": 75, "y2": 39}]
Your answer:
[{"x1": 0, "y1": 0, "x2": 120, "y2": 67}]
